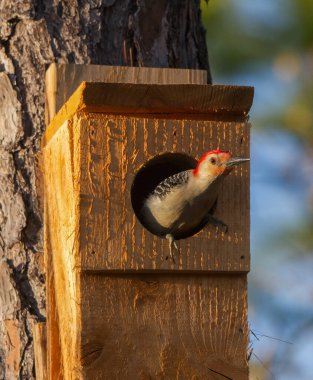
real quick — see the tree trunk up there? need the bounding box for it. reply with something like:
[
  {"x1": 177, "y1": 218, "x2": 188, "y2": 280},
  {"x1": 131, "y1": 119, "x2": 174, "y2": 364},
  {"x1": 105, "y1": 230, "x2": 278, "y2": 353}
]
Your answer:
[{"x1": 0, "y1": 1, "x2": 210, "y2": 378}]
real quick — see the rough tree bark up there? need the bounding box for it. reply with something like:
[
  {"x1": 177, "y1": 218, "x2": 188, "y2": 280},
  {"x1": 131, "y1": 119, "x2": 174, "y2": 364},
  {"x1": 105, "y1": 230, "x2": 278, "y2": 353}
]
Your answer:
[{"x1": 0, "y1": 1, "x2": 210, "y2": 379}]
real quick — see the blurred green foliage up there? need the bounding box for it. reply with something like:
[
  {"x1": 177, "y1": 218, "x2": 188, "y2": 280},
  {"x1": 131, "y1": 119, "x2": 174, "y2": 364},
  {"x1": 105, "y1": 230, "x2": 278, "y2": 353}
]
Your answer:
[{"x1": 201, "y1": 0, "x2": 313, "y2": 143}]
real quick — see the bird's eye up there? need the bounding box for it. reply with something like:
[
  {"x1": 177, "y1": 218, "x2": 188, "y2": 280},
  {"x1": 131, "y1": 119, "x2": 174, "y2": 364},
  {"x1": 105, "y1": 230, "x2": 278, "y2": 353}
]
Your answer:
[{"x1": 210, "y1": 157, "x2": 216, "y2": 165}]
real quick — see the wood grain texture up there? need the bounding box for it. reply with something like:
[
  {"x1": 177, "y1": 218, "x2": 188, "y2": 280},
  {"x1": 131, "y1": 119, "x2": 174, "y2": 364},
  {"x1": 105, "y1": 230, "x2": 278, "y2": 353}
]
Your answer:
[
  {"x1": 43, "y1": 78, "x2": 251, "y2": 379},
  {"x1": 45, "y1": 64, "x2": 208, "y2": 124},
  {"x1": 80, "y1": 274, "x2": 248, "y2": 380},
  {"x1": 44, "y1": 228, "x2": 62, "y2": 380},
  {"x1": 33, "y1": 323, "x2": 47, "y2": 380},
  {"x1": 44, "y1": 82, "x2": 253, "y2": 146},
  {"x1": 76, "y1": 113, "x2": 250, "y2": 272},
  {"x1": 45, "y1": 112, "x2": 250, "y2": 272},
  {"x1": 44, "y1": 120, "x2": 82, "y2": 379}
]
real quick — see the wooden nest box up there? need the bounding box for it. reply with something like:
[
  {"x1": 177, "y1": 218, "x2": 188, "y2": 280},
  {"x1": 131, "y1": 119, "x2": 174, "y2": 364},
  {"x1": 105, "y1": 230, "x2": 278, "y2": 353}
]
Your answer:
[{"x1": 43, "y1": 64, "x2": 253, "y2": 380}]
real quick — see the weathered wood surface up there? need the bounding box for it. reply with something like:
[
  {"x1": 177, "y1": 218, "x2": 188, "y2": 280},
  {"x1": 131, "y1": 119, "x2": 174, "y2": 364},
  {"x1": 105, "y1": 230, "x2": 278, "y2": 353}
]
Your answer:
[
  {"x1": 80, "y1": 273, "x2": 248, "y2": 379},
  {"x1": 44, "y1": 120, "x2": 81, "y2": 379},
  {"x1": 45, "y1": 64, "x2": 208, "y2": 124},
  {"x1": 44, "y1": 206, "x2": 63, "y2": 380},
  {"x1": 44, "y1": 81, "x2": 253, "y2": 145},
  {"x1": 33, "y1": 323, "x2": 47, "y2": 380},
  {"x1": 43, "y1": 77, "x2": 251, "y2": 378},
  {"x1": 44, "y1": 112, "x2": 250, "y2": 273},
  {"x1": 82, "y1": 114, "x2": 250, "y2": 272}
]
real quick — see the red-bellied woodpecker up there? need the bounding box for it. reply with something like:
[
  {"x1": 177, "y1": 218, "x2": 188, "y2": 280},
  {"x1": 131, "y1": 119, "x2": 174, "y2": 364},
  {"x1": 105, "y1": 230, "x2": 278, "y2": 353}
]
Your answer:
[{"x1": 139, "y1": 149, "x2": 249, "y2": 262}]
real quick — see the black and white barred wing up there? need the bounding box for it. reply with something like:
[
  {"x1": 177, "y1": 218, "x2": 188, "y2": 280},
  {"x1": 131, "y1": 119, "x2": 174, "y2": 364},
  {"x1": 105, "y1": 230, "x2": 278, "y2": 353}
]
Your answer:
[{"x1": 152, "y1": 170, "x2": 191, "y2": 199}]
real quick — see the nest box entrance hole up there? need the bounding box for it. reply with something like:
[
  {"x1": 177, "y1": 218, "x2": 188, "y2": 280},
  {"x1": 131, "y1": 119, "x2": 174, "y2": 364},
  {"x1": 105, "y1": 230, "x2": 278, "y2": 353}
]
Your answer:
[{"x1": 131, "y1": 153, "x2": 197, "y2": 231}]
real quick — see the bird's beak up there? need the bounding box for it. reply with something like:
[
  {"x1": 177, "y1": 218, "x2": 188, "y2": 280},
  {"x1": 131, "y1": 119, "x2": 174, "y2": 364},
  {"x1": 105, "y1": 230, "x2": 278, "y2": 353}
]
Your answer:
[{"x1": 225, "y1": 157, "x2": 250, "y2": 167}]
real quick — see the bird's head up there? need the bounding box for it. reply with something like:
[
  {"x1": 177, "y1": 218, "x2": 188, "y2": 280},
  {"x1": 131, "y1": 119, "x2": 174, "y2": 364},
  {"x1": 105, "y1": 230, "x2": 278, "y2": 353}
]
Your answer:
[{"x1": 193, "y1": 149, "x2": 249, "y2": 179}]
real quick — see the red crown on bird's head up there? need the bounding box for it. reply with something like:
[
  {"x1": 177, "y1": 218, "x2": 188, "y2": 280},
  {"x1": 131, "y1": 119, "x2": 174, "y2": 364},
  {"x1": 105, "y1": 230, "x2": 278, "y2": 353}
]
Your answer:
[{"x1": 193, "y1": 149, "x2": 231, "y2": 175}]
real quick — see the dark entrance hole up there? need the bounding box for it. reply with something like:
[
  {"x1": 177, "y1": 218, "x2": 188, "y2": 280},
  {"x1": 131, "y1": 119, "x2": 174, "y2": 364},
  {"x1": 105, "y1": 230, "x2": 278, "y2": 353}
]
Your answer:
[{"x1": 131, "y1": 152, "x2": 217, "y2": 240}]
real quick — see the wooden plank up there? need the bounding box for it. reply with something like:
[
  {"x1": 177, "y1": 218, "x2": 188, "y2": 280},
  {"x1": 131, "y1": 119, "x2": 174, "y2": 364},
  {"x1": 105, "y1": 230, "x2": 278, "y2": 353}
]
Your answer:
[
  {"x1": 33, "y1": 323, "x2": 47, "y2": 380},
  {"x1": 43, "y1": 74, "x2": 252, "y2": 379},
  {"x1": 46, "y1": 273, "x2": 63, "y2": 380},
  {"x1": 78, "y1": 114, "x2": 250, "y2": 272},
  {"x1": 44, "y1": 185, "x2": 63, "y2": 380},
  {"x1": 44, "y1": 111, "x2": 249, "y2": 273},
  {"x1": 44, "y1": 82, "x2": 253, "y2": 145},
  {"x1": 44, "y1": 120, "x2": 82, "y2": 379},
  {"x1": 45, "y1": 64, "x2": 208, "y2": 124},
  {"x1": 79, "y1": 273, "x2": 248, "y2": 379}
]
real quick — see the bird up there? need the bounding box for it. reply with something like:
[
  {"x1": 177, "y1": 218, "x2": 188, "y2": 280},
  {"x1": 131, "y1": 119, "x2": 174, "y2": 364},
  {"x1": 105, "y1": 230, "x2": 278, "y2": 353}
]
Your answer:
[{"x1": 139, "y1": 149, "x2": 249, "y2": 262}]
